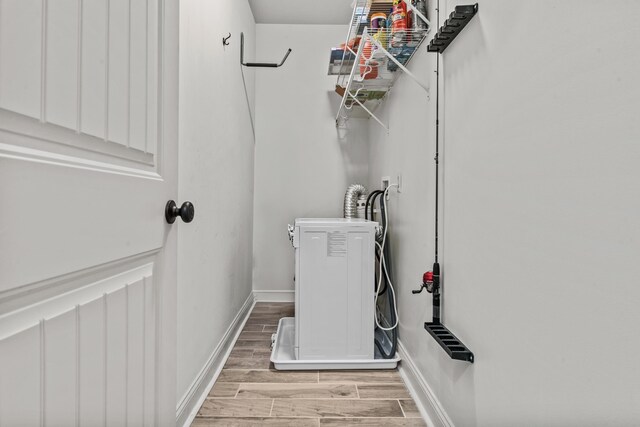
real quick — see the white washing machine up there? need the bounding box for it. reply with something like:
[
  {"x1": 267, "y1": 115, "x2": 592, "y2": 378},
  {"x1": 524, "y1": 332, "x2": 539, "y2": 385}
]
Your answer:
[{"x1": 271, "y1": 218, "x2": 400, "y2": 370}]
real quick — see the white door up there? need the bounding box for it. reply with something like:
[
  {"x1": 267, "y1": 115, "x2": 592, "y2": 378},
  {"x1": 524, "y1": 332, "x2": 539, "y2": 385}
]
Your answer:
[{"x1": 0, "y1": 0, "x2": 179, "y2": 425}]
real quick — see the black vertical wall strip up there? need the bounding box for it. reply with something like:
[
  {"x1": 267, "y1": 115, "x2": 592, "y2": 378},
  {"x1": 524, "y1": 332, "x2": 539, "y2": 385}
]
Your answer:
[
  {"x1": 434, "y1": 0, "x2": 440, "y2": 264},
  {"x1": 421, "y1": 1, "x2": 477, "y2": 363}
]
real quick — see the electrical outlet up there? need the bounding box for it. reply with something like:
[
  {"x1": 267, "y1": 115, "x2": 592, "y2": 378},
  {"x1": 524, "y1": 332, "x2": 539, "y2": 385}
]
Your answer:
[
  {"x1": 381, "y1": 176, "x2": 401, "y2": 200},
  {"x1": 381, "y1": 176, "x2": 392, "y2": 201},
  {"x1": 381, "y1": 176, "x2": 391, "y2": 191}
]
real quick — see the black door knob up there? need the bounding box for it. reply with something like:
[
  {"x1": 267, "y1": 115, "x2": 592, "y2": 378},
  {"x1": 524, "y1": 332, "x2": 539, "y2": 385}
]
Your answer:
[{"x1": 165, "y1": 200, "x2": 195, "y2": 224}]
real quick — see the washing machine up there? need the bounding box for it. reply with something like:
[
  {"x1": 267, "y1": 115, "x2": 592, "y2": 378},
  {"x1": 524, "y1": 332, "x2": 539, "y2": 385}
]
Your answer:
[{"x1": 271, "y1": 218, "x2": 399, "y2": 370}]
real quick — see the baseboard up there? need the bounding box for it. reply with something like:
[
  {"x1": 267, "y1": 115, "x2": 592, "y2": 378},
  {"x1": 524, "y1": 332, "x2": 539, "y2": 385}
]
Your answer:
[
  {"x1": 253, "y1": 290, "x2": 294, "y2": 302},
  {"x1": 176, "y1": 293, "x2": 255, "y2": 427},
  {"x1": 397, "y1": 340, "x2": 454, "y2": 427}
]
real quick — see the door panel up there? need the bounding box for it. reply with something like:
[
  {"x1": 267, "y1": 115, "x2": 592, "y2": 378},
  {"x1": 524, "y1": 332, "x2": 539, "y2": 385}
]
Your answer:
[
  {"x1": 45, "y1": 0, "x2": 80, "y2": 130},
  {"x1": 0, "y1": 0, "x2": 42, "y2": 119},
  {"x1": 0, "y1": 271, "x2": 157, "y2": 425},
  {"x1": 129, "y1": 0, "x2": 150, "y2": 153},
  {"x1": 0, "y1": 0, "x2": 178, "y2": 424},
  {"x1": 106, "y1": 288, "x2": 128, "y2": 425},
  {"x1": 80, "y1": 0, "x2": 108, "y2": 139},
  {"x1": 43, "y1": 309, "x2": 77, "y2": 427},
  {"x1": 78, "y1": 296, "x2": 107, "y2": 426},
  {"x1": 107, "y1": 0, "x2": 131, "y2": 146},
  {"x1": 0, "y1": 0, "x2": 159, "y2": 162},
  {"x1": 127, "y1": 277, "x2": 146, "y2": 426},
  {"x1": 0, "y1": 324, "x2": 41, "y2": 426},
  {"x1": 0, "y1": 157, "x2": 163, "y2": 292}
]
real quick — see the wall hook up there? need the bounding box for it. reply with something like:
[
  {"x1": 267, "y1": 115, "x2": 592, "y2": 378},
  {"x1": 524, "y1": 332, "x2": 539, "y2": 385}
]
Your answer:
[
  {"x1": 222, "y1": 33, "x2": 231, "y2": 47},
  {"x1": 240, "y1": 32, "x2": 292, "y2": 68}
]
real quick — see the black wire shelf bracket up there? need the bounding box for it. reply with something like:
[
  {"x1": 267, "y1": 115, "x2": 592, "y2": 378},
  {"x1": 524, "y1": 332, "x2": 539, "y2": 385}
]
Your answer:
[
  {"x1": 427, "y1": 4, "x2": 478, "y2": 53},
  {"x1": 240, "y1": 32, "x2": 292, "y2": 68}
]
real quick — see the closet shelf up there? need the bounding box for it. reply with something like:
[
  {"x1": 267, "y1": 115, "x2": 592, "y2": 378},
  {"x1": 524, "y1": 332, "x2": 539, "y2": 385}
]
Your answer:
[{"x1": 333, "y1": 0, "x2": 431, "y2": 131}]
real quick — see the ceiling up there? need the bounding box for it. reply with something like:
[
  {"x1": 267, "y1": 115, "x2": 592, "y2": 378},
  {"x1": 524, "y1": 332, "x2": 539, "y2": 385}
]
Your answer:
[{"x1": 248, "y1": 0, "x2": 353, "y2": 25}]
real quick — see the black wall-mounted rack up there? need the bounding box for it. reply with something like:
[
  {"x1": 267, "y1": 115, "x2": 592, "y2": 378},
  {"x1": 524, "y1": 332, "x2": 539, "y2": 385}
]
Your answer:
[
  {"x1": 425, "y1": 322, "x2": 474, "y2": 362},
  {"x1": 427, "y1": 4, "x2": 478, "y2": 53},
  {"x1": 412, "y1": 2, "x2": 478, "y2": 364},
  {"x1": 413, "y1": 264, "x2": 475, "y2": 363}
]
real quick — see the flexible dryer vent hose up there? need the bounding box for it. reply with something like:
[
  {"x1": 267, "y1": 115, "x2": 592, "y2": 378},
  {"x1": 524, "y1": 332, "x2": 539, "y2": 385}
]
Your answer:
[{"x1": 343, "y1": 184, "x2": 367, "y2": 218}]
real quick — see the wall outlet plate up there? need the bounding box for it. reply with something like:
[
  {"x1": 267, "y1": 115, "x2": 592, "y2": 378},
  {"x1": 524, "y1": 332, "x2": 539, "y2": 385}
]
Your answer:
[
  {"x1": 381, "y1": 175, "x2": 402, "y2": 200},
  {"x1": 381, "y1": 176, "x2": 391, "y2": 191},
  {"x1": 380, "y1": 174, "x2": 402, "y2": 201},
  {"x1": 381, "y1": 177, "x2": 390, "y2": 200}
]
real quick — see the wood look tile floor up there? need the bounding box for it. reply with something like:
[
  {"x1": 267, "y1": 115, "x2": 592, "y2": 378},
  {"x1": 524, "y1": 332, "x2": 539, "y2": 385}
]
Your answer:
[{"x1": 192, "y1": 302, "x2": 426, "y2": 426}]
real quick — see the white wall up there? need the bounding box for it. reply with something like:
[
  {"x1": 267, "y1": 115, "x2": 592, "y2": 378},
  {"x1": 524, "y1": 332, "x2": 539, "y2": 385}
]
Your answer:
[
  {"x1": 368, "y1": 0, "x2": 640, "y2": 425},
  {"x1": 252, "y1": 24, "x2": 369, "y2": 292},
  {"x1": 178, "y1": 0, "x2": 256, "y2": 404}
]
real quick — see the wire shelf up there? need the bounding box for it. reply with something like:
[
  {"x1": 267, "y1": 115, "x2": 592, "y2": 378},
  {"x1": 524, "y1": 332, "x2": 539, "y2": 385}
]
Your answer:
[{"x1": 334, "y1": 0, "x2": 430, "y2": 130}]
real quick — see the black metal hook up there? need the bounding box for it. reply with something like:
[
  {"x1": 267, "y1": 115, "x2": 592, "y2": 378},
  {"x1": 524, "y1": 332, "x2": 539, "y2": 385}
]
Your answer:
[
  {"x1": 222, "y1": 33, "x2": 231, "y2": 47},
  {"x1": 240, "y1": 32, "x2": 292, "y2": 68}
]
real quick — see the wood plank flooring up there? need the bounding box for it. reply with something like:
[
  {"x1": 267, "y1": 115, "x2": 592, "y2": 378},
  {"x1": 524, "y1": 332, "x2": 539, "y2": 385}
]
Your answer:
[{"x1": 192, "y1": 302, "x2": 426, "y2": 426}]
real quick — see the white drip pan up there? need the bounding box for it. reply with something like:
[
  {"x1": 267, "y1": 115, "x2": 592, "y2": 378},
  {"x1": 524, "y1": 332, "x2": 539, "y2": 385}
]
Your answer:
[{"x1": 270, "y1": 317, "x2": 400, "y2": 371}]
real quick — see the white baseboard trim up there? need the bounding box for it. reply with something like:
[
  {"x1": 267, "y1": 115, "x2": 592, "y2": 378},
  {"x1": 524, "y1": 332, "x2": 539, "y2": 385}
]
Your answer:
[
  {"x1": 176, "y1": 293, "x2": 256, "y2": 427},
  {"x1": 398, "y1": 340, "x2": 454, "y2": 427},
  {"x1": 253, "y1": 290, "x2": 294, "y2": 302}
]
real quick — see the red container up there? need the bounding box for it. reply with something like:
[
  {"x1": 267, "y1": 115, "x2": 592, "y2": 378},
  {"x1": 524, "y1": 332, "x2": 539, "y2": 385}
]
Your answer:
[
  {"x1": 391, "y1": 0, "x2": 407, "y2": 30},
  {"x1": 390, "y1": 0, "x2": 407, "y2": 46}
]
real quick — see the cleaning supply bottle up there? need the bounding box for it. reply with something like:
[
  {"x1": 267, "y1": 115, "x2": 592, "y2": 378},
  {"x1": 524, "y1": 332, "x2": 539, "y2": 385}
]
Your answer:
[
  {"x1": 390, "y1": 0, "x2": 408, "y2": 47},
  {"x1": 412, "y1": 0, "x2": 428, "y2": 31},
  {"x1": 371, "y1": 12, "x2": 388, "y2": 50}
]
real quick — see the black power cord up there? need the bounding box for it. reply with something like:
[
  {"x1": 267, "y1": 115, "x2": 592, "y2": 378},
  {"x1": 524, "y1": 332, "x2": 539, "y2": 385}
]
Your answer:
[{"x1": 370, "y1": 190, "x2": 398, "y2": 359}]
